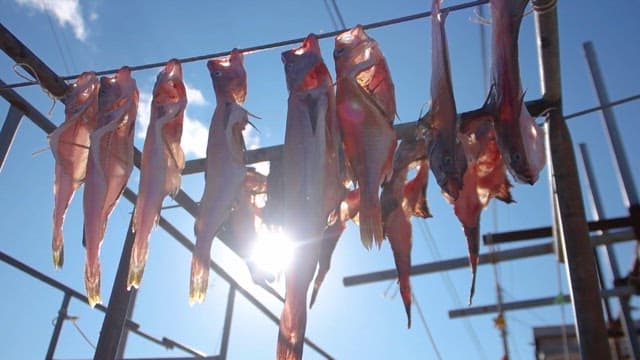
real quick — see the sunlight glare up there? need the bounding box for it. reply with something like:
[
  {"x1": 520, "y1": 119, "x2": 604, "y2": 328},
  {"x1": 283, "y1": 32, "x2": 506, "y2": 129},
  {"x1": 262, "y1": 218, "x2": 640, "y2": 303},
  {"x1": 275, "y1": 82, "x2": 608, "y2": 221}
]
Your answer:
[{"x1": 250, "y1": 226, "x2": 294, "y2": 276}]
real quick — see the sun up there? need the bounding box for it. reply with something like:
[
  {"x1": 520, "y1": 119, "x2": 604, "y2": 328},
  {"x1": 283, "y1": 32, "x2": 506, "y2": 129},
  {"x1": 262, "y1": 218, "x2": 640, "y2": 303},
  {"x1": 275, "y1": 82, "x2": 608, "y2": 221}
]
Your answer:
[{"x1": 250, "y1": 226, "x2": 294, "y2": 277}]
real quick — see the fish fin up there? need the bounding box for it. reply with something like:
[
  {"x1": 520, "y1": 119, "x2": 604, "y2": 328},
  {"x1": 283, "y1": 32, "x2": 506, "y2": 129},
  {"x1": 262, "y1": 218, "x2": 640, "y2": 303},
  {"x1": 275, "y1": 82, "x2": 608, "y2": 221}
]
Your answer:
[
  {"x1": 84, "y1": 259, "x2": 102, "y2": 308},
  {"x1": 463, "y1": 225, "x2": 480, "y2": 305},
  {"x1": 52, "y1": 246, "x2": 64, "y2": 269},
  {"x1": 189, "y1": 244, "x2": 211, "y2": 304}
]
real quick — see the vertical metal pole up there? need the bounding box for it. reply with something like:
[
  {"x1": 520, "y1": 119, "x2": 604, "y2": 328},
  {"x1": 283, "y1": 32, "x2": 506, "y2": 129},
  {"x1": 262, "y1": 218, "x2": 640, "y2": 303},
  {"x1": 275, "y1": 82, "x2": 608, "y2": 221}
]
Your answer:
[
  {"x1": 115, "y1": 287, "x2": 138, "y2": 359},
  {"x1": 94, "y1": 215, "x2": 137, "y2": 360},
  {"x1": 46, "y1": 292, "x2": 71, "y2": 360},
  {"x1": 578, "y1": 143, "x2": 640, "y2": 359},
  {"x1": 534, "y1": 3, "x2": 612, "y2": 359},
  {"x1": 0, "y1": 105, "x2": 23, "y2": 173},
  {"x1": 219, "y1": 286, "x2": 236, "y2": 359},
  {"x1": 583, "y1": 41, "x2": 639, "y2": 209}
]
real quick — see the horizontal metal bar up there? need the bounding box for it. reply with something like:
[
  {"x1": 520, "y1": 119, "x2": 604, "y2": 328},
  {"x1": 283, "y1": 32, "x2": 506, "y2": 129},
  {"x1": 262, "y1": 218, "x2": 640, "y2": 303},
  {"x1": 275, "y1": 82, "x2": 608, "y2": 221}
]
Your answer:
[
  {"x1": 483, "y1": 216, "x2": 632, "y2": 245},
  {"x1": 343, "y1": 229, "x2": 635, "y2": 287},
  {"x1": 448, "y1": 286, "x2": 635, "y2": 318},
  {"x1": 565, "y1": 93, "x2": 640, "y2": 120}
]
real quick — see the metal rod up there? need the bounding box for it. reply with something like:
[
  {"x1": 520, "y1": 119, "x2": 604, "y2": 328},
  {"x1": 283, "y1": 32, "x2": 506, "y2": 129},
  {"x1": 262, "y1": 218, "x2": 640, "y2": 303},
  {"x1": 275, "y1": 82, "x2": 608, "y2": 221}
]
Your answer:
[
  {"x1": 449, "y1": 286, "x2": 635, "y2": 319},
  {"x1": 0, "y1": 105, "x2": 22, "y2": 173},
  {"x1": 0, "y1": 23, "x2": 69, "y2": 98},
  {"x1": 583, "y1": 41, "x2": 639, "y2": 208},
  {"x1": 94, "y1": 215, "x2": 138, "y2": 360},
  {"x1": 535, "y1": 3, "x2": 611, "y2": 357},
  {"x1": 46, "y1": 293, "x2": 72, "y2": 360},
  {"x1": 483, "y1": 216, "x2": 631, "y2": 244},
  {"x1": 1, "y1": 0, "x2": 490, "y2": 91},
  {"x1": 578, "y1": 143, "x2": 640, "y2": 359},
  {"x1": 564, "y1": 93, "x2": 640, "y2": 120},
  {"x1": 116, "y1": 286, "x2": 139, "y2": 359},
  {"x1": 343, "y1": 229, "x2": 634, "y2": 287},
  {"x1": 219, "y1": 286, "x2": 236, "y2": 359},
  {"x1": 0, "y1": 251, "x2": 203, "y2": 355}
]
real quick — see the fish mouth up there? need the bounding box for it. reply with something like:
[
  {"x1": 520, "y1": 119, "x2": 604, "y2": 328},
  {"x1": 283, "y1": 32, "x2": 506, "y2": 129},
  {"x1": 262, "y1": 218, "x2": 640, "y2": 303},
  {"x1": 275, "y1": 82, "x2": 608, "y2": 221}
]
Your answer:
[{"x1": 164, "y1": 59, "x2": 183, "y2": 80}]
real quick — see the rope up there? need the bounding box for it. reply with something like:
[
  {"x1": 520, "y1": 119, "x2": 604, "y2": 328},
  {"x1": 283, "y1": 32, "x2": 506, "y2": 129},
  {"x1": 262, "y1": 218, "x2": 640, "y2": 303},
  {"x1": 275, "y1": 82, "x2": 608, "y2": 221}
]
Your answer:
[
  {"x1": 330, "y1": 0, "x2": 347, "y2": 30},
  {"x1": 1, "y1": 0, "x2": 489, "y2": 90},
  {"x1": 11, "y1": 62, "x2": 58, "y2": 116},
  {"x1": 322, "y1": 0, "x2": 339, "y2": 31},
  {"x1": 51, "y1": 313, "x2": 96, "y2": 349}
]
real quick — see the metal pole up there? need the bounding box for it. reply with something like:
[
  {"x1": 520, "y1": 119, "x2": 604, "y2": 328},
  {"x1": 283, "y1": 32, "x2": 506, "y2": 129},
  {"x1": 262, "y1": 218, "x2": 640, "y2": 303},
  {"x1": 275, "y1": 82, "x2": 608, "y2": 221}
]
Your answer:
[
  {"x1": 46, "y1": 292, "x2": 71, "y2": 360},
  {"x1": 578, "y1": 143, "x2": 640, "y2": 359},
  {"x1": 115, "y1": 287, "x2": 138, "y2": 359},
  {"x1": 534, "y1": 3, "x2": 611, "y2": 358},
  {"x1": 94, "y1": 215, "x2": 138, "y2": 360},
  {"x1": 0, "y1": 105, "x2": 23, "y2": 173},
  {"x1": 583, "y1": 41, "x2": 639, "y2": 209},
  {"x1": 219, "y1": 286, "x2": 236, "y2": 359}
]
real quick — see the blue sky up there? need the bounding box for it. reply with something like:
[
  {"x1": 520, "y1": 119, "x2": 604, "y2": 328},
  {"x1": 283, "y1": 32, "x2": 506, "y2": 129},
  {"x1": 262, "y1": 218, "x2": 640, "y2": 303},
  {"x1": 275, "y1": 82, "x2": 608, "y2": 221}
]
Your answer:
[{"x1": 1, "y1": 0, "x2": 639, "y2": 359}]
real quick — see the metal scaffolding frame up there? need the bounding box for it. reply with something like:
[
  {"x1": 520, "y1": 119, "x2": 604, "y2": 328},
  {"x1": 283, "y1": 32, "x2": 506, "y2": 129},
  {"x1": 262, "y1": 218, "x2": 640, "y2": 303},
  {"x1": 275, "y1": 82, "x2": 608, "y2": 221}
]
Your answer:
[{"x1": 1, "y1": 1, "x2": 638, "y2": 359}]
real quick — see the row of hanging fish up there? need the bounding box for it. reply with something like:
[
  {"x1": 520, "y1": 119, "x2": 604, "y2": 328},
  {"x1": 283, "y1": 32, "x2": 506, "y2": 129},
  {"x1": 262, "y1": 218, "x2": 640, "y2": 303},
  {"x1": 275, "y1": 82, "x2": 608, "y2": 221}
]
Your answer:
[{"x1": 48, "y1": 0, "x2": 545, "y2": 358}]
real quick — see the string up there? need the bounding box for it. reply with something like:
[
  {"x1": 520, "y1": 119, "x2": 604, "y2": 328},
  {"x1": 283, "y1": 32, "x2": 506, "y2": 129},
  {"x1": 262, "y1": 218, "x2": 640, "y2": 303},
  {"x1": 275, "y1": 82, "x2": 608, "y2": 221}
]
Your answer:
[{"x1": 12, "y1": 62, "x2": 59, "y2": 116}]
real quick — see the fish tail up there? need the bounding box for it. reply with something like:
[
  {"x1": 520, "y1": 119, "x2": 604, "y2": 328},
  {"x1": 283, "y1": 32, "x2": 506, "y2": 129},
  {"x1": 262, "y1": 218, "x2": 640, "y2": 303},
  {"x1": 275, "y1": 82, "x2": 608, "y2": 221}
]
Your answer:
[
  {"x1": 127, "y1": 235, "x2": 149, "y2": 290},
  {"x1": 189, "y1": 242, "x2": 211, "y2": 304},
  {"x1": 359, "y1": 188, "x2": 383, "y2": 249},
  {"x1": 387, "y1": 208, "x2": 413, "y2": 328},
  {"x1": 52, "y1": 232, "x2": 64, "y2": 269},
  {"x1": 84, "y1": 257, "x2": 102, "y2": 308},
  {"x1": 309, "y1": 272, "x2": 325, "y2": 310},
  {"x1": 277, "y1": 287, "x2": 307, "y2": 360},
  {"x1": 464, "y1": 225, "x2": 480, "y2": 305}
]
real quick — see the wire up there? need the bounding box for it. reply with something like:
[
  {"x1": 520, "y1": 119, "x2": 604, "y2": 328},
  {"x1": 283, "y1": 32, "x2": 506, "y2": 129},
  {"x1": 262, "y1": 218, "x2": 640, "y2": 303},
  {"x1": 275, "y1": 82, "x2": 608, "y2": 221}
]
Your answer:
[
  {"x1": 42, "y1": 0, "x2": 71, "y2": 75},
  {"x1": 412, "y1": 292, "x2": 443, "y2": 360},
  {"x1": 555, "y1": 261, "x2": 571, "y2": 360},
  {"x1": 322, "y1": 0, "x2": 339, "y2": 31},
  {"x1": 417, "y1": 220, "x2": 488, "y2": 360},
  {"x1": 1, "y1": 0, "x2": 489, "y2": 90},
  {"x1": 330, "y1": 0, "x2": 347, "y2": 29}
]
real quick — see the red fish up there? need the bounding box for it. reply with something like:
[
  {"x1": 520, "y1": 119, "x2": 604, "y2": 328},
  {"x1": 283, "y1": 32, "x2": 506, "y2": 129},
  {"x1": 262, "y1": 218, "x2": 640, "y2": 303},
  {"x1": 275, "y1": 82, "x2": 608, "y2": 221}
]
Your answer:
[
  {"x1": 453, "y1": 115, "x2": 513, "y2": 304},
  {"x1": 334, "y1": 25, "x2": 397, "y2": 249},
  {"x1": 83, "y1": 67, "x2": 138, "y2": 307},
  {"x1": 49, "y1": 72, "x2": 99, "y2": 268},
  {"x1": 380, "y1": 133, "x2": 429, "y2": 328},
  {"x1": 488, "y1": 0, "x2": 545, "y2": 184},
  {"x1": 191, "y1": 49, "x2": 249, "y2": 304},
  {"x1": 127, "y1": 60, "x2": 186, "y2": 289},
  {"x1": 278, "y1": 34, "x2": 342, "y2": 360},
  {"x1": 426, "y1": 0, "x2": 467, "y2": 200}
]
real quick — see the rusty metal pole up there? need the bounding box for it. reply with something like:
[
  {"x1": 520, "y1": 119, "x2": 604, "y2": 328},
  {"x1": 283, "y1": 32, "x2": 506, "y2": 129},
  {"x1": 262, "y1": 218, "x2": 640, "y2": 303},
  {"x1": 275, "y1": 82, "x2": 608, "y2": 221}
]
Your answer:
[
  {"x1": 45, "y1": 292, "x2": 71, "y2": 360},
  {"x1": 533, "y1": 1, "x2": 611, "y2": 358},
  {"x1": 94, "y1": 215, "x2": 137, "y2": 360},
  {"x1": 0, "y1": 105, "x2": 23, "y2": 173},
  {"x1": 578, "y1": 143, "x2": 640, "y2": 359}
]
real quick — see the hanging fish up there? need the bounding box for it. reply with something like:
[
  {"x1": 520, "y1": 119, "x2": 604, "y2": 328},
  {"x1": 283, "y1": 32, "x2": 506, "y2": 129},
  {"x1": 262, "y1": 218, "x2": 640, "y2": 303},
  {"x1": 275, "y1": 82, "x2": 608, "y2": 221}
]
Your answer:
[
  {"x1": 380, "y1": 131, "x2": 430, "y2": 328},
  {"x1": 127, "y1": 59, "x2": 187, "y2": 289},
  {"x1": 191, "y1": 49, "x2": 249, "y2": 304},
  {"x1": 49, "y1": 72, "x2": 100, "y2": 269},
  {"x1": 453, "y1": 114, "x2": 513, "y2": 304},
  {"x1": 278, "y1": 34, "x2": 342, "y2": 360},
  {"x1": 83, "y1": 67, "x2": 138, "y2": 307},
  {"x1": 487, "y1": 0, "x2": 545, "y2": 184},
  {"x1": 425, "y1": 0, "x2": 467, "y2": 201},
  {"x1": 309, "y1": 188, "x2": 360, "y2": 308},
  {"x1": 334, "y1": 25, "x2": 397, "y2": 249}
]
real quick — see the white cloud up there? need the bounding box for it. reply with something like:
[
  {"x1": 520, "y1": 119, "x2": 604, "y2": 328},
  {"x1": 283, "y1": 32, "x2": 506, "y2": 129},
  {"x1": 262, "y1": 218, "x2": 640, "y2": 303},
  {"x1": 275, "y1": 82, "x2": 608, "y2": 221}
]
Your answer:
[
  {"x1": 185, "y1": 83, "x2": 207, "y2": 106},
  {"x1": 16, "y1": 0, "x2": 88, "y2": 41},
  {"x1": 136, "y1": 91, "x2": 208, "y2": 159}
]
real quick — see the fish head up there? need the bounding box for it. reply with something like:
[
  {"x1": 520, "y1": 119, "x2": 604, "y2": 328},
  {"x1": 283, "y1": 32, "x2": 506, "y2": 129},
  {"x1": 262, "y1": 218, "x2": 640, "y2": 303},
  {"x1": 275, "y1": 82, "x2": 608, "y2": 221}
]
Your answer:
[
  {"x1": 64, "y1": 71, "x2": 100, "y2": 121},
  {"x1": 333, "y1": 25, "x2": 375, "y2": 79},
  {"x1": 430, "y1": 133, "x2": 467, "y2": 200},
  {"x1": 97, "y1": 67, "x2": 138, "y2": 127},
  {"x1": 281, "y1": 34, "x2": 330, "y2": 92},
  {"x1": 208, "y1": 48, "x2": 247, "y2": 104},
  {"x1": 152, "y1": 59, "x2": 187, "y2": 109}
]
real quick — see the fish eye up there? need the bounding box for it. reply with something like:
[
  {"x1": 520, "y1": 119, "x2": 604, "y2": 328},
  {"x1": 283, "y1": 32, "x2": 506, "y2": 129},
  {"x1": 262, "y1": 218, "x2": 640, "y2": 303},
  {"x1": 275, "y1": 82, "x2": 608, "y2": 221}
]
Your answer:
[
  {"x1": 443, "y1": 155, "x2": 453, "y2": 165},
  {"x1": 213, "y1": 70, "x2": 223, "y2": 77},
  {"x1": 334, "y1": 47, "x2": 346, "y2": 57},
  {"x1": 512, "y1": 152, "x2": 522, "y2": 162}
]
